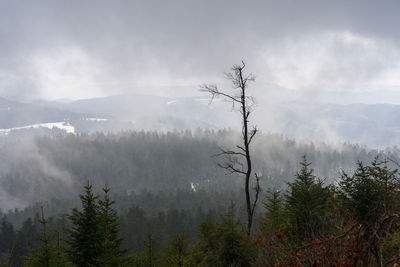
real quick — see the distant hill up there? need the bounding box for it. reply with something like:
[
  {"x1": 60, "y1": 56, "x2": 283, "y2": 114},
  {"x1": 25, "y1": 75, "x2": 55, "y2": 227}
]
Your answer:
[
  {"x1": 1, "y1": 93, "x2": 400, "y2": 148},
  {"x1": 0, "y1": 97, "x2": 81, "y2": 128}
]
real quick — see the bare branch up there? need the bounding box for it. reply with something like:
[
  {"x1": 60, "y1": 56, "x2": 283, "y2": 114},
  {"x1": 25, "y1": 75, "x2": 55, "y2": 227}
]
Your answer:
[
  {"x1": 248, "y1": 127, "x2": 258, "y2": 145},
  {"x1": 218, "y1": 162, "x2": 247, "y2": 175},
  {"x1": 200, "y1": 84, "x2": 242, "y2": 104},
  {"x1": 236, "y1": 145, "x2": 246, "y2": 153},
  {"x1": 214, "y1": 147, "x2": 246, "y2": 158}
]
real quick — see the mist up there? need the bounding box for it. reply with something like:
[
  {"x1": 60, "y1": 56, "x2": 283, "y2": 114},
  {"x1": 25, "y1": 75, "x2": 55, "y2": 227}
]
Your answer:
[{"x1": 0, "y1": 0, "x2": 399, "y2": 101}]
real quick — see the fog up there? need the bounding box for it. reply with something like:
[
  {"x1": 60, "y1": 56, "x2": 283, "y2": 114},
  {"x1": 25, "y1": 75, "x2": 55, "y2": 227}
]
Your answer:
[
  {"x1": 1, "y1": 1, "x2": 400, "y2": 210},
  {"x1": 0, "y1": 0, "x2": 400, "y2": 101}
]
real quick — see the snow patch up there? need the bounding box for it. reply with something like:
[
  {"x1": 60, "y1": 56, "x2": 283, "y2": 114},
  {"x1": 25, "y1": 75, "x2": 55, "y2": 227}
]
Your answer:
[
  {"x1": 167, "y1": 100, "x2": 178, "y2": 105},
  {"x1": 0, "y1": 121, "x2": 75, "y2": 135}
]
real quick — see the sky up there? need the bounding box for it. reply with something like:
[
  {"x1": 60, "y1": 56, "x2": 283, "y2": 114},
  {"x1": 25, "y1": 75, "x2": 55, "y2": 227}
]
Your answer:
[{"x1": 0, "y1": 0, "x2": 400, "y2": 101}]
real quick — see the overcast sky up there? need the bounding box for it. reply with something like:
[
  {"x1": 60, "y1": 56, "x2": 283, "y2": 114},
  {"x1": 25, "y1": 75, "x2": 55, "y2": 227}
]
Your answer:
[{"x1": 1, "y1": 0, "x2": 400, "y2": 101}]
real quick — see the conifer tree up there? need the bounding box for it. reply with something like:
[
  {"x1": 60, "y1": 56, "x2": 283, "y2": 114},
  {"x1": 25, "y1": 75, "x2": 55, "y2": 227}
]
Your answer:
[
  {"x1": 285, "y1": 155, "x2": 333, "y2": 242},
  {"x1": 26, "y1": 207, "x2": 51, "y2": 267},
  {"x1": 0, "y1": 217, "x2": 16, "y2": 265},
  {"x1": 97, "y1": 185, "x2": 124, "y2": 266},
  {"x1": 144, "y1": 234, "x2": 156, "y2": 267},
  {"x1": 160, "y1": 233, "x2": 190, "y2": 267},
  {"x1": 192, "y1": 204, "x2": 255, "y2": 266},
  {"x1": 263, "y1": 189, "x2": 285, "y2": 232},
  {"x1": 24, "y1": 209, "x2": 73, "y2": 267},
  {"x1": 338, "y1": 157, "x2": 400, "y2": 265},
  {"x1": 66, "y1": 182, "x2": 101, "y2": 266}
]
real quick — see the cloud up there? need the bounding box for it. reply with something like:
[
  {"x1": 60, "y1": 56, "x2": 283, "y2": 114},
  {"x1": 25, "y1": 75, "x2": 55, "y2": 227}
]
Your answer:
[
  {"x1": 0, "y1": 0, "x2": 399, "y2": 100},
  {"x1": 0, "y1": 138, "x2": 76, "y2": 209},
  {"x1": 257, "y1": 31, "x2": 400, "y2": 91},
  {"x1": 30, "y1": 46, "x2": 106, "y2": 100}
]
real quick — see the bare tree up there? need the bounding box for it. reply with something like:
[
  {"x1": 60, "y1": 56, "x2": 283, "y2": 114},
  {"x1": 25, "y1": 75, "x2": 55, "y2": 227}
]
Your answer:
[{"x1": 201, "y1": 61, "x2": 260, "y2": 235}]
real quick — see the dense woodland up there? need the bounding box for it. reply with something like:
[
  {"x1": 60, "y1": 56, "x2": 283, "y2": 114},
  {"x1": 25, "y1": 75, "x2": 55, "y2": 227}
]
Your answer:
[
  {"x1": 0, "y1": 129, "x2": 393, "y2": 209},
  {"x1": 1, "y1": 130, "x2": 400, "y2": 266}
]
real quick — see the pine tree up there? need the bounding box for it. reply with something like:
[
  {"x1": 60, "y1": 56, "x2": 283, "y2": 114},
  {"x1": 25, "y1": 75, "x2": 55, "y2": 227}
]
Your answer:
[
  {"x1": 144, "y1": 234, "x2": 156, "y2": 267},
  {"x1": 263, "y1": 189, "x2": 285, "y2": 232},
  {"x1": 24, "y1": 209, "x2": 73, "y2": 267},
  {"x1": 0, "y1": 217, "x2": 16, "y2": 265},
  {"x1": 14, "y1": 215, "x2": 41, "y2": 266},
  {"x1": 338, "y1": 157, "x2": 400, "y2": 265},
  {"x1": 25, "y1": 207, "x2": 51, "y2": 267},
  {"x1": 160, "y1": 233, "x2": 190, "y2": 267},
  {"x1": 285, "y1": 155, "x2": 333, "y2": 242},
  {"x1": 97, "y1": 185, "x2": 124, "y2": 266},
  {"x1": 338, "y1": 157, "x2": 399, "y2": 228},
  {"x1": 66, "y1": 182, "x2": 101, "y2": 266},
  {"x1": 192, "y1": 204, "x2": 255, "y2": 266}
]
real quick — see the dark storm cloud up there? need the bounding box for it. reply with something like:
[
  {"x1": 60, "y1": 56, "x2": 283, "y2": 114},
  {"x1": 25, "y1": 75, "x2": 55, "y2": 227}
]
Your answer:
[{"x1": 0, "y1": 0, "x2": 399, "y2": 100}]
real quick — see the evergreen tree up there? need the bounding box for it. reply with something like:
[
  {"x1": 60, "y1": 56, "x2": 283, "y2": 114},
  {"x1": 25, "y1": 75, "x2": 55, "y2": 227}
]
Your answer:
[
  {"x1": 0, "y1": 217, "x2": 16, "y2": 265},
  {"x1": 25, "y1": 207, "x2": 51, "y2": 267},
  {"x1": 338, "y1": 157, "x2": 400, "y2": 265},
  {"x1": 263, "y1": 189, "x2": 285, "y2": 232},
  {"x1": 0, "y1": 217, "x2": 15, "y2": 266},
  {"x1": 24, "y1": 212, "x2": 73, "y2": 267},
  {"x1": 192, "y1": 205, "x2": 255, "y2": 266},
  {"x1": 338, "y1": 157, "x2": 400, "y2": 229},
  {"x1": 97, "y1": 185, "x2": 124, "y2": 266},
  {"x1": 159, "y1": 233, "x2": 190, "y2": 267},
  {"x1": 66, "y1": 182, "x2": 101, "y2": 266},
  {"x1": 13, "y1": 216, "x2": 40, "y2": 266},
  {"x1": 144, "y1": 234, "x2": 156, "y2": 267},
  {"x1": 285, "y1": 155, "x2": 333, "y2": 242}
]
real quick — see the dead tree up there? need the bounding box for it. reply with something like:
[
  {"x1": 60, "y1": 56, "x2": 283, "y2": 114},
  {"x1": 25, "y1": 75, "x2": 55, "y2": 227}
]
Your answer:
[{"x1": 201, "y1": 61, "x2": 260, "y2": 235}]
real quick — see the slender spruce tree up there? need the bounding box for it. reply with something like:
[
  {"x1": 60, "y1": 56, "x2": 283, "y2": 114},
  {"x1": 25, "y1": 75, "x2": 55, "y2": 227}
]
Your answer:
[
  {"x1": 66, "y1": 182, "x2": 101, "y2": 266},
  {"x1": 285, "y1": 155, "x2": 333, "y2": 242},
  {"x1": 97, "y1": 185, "x2": 124, "y2": 266},
  {"x1": 24, "y1": 208, "x2": 73, "y2": 267}
]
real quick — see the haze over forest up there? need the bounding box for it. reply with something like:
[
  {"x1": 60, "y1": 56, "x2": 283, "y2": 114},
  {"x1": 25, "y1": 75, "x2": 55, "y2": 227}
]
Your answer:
[{"x1": 1, "y1": 1, "x2": 400, "y2": 266}]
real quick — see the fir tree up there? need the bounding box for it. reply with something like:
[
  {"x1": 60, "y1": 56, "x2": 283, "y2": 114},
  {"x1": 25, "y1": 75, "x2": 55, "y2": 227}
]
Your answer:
[
  {"x1": 192, "y1": 204, "x2": 255, "y2": 266},
  {"x1": 263, "y1": 189, "x2": 285, "y2": 232},
  {"x1": 26, "y1": 207, "x2": 51, "y2": 267},
  {"x1": 0, "y1": 217, "x2": 16, "y2": 265},
  {"x1": 160, "y1": 233, "x2": 190, "y2": 267},
  {"x1": 285, "y1": 155, "x2": 333, "y2": 242},
  {"x1": 144, "y1": 234, "x2": 156, "y2": 267},
  {"x1": 338, "y1": 157, "x2": 400, "y2": 265},
  {"x1": 24, "y1": 209, "x2": 73, "y2": 267},
  {"x1": 97, "y1": 185, "x2": 124, "y2": 266},
  {"x1": 66, "y1": 182, "x2": 101, "y2": 266}
]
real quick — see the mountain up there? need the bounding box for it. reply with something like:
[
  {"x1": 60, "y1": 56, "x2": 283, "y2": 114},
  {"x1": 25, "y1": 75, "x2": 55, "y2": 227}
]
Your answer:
[
  {"x1": 2, "y1": 93, "x2": 400, "y2": 148},
  {"x1": 0, "y1": 97, "x2": 135, "y2": 139},
  {"x1": 0, "y1": 97, "x2": 81, "y2": 129},
  {"x1": 36, "y1": 94, "x2": 238, "y2": 131}
]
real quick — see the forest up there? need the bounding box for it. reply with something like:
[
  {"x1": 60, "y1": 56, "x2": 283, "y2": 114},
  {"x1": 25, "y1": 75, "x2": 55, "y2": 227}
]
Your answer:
[
  {"x1": 0, "y1": 129, "x2": 400, "y2": 266},
  {"x1": 2, "y1": 0, "x2": 400, "y2": 265}
]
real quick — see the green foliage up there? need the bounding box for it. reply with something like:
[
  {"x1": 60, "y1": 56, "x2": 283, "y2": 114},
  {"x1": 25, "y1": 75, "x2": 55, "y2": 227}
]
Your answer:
[
  {"x1": 144, "y1": 234, "x2": 157, "y2": 267},
  {"x1": 0, "y1": 217, "x2": 16, "y2": 265},
  {"x1": 97, "y1": 186, "x2": 125, "y2": 266},
  {"x1": 337, "y1": 157, "x2": 400, "y2": 265},
  {"x1": 192, "y1": 206, "x2": 256, "y2": 267},
  {"x1": 338, "y1": 157, "x2": 400, "y2": 228},
  {"x1": 263, "y1": 189, "x2": 285, "y2": 232},
  {"x1": 66, "y1": 182, "x2": 124, "y2": 266},
  {"x1": 24, "y1": 211, "x2": 73, "y2": 267},
  {"x1": 285, "y1": 155, "x2": 334, "y2": 242},
  {"x1": 24, "y1": 237, "x2": 73, "y2": 267},
  {"x1": 66, "y1": 182, "x2": 101, "y2": 266},
  {"x1": 159, "y1": 233, "x2": 192, "y2": 267}
]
